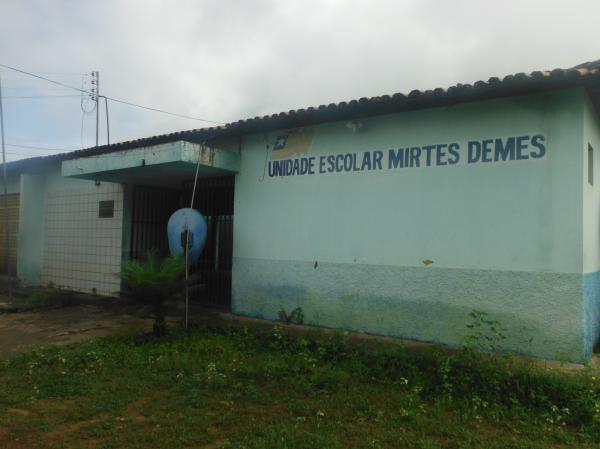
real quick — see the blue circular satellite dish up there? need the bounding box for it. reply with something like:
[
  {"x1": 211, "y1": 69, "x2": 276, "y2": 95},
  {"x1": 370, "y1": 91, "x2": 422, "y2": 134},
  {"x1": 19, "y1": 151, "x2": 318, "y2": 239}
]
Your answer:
[{"x1": 167, "y1": 208, "x2": 208, "y2": 264}]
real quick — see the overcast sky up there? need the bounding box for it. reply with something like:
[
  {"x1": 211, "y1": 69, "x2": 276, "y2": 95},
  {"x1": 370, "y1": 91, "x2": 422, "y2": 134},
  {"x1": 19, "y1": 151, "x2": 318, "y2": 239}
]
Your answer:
[{"x1": 0, "y1": 0, "x2": 599, "y2": 161}]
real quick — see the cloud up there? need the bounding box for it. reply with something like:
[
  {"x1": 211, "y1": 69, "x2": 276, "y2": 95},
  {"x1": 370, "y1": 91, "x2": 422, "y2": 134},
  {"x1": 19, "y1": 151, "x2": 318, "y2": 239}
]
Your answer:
[{"x1": 0, "y1": 0, "x2": 599, "y2": 160}]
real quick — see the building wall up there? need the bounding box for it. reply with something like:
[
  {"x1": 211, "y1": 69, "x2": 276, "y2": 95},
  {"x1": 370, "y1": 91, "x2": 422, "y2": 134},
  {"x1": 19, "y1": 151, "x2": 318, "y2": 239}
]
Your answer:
[
  {"x1": 2, "y1": 174, "x2": 23, "y2": 195},
  {"x1": 232, "y1": 88, "x2": 588, "y2": 361},
  {"x1": 40, "y1": 170, "x2": 123, "y2": 296},
  {"x1": 583, "y1": 93, "x2": 600, "y2": 356},
  {"x1": 17, "y1": 174, "x2": 45, "y2": 284}
]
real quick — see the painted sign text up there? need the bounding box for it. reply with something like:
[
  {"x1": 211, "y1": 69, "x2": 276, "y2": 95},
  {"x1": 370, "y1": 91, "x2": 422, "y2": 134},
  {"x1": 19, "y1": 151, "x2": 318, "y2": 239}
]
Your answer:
[{"x1": 268, "y1": 134, "x2": 546, "y2": 177}]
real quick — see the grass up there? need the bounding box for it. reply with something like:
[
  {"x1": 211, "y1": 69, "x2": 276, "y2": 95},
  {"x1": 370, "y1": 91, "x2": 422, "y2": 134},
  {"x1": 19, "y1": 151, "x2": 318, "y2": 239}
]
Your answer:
[{"x1": 0, "y1": 321, "x2": 599, "y2": 449}]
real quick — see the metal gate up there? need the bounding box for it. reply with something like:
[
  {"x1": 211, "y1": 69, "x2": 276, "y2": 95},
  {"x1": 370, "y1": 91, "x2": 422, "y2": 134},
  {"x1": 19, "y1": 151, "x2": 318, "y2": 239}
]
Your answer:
[
  {"x1": 130, "y1": 177, "x2": 234, "y2": 310},
  {"x1": 130, "y1": 186, "x2": 181, "y2": 260},
  {"x1": 182, "y1": 177, "x2": 234, "y2": 310},
  {"x1": 0, "y1": 193, "x2": 19, "y2": 275}
]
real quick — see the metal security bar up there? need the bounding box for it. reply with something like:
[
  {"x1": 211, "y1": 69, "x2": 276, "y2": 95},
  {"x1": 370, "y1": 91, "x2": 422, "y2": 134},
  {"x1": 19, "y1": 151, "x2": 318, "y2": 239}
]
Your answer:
[
  {"x1": 130, "y1": 176, "x2": 234, "y2": 310},
  {"x1": 130, "y1": 186, "x2": 181, "y2": 260},
  {"x1": 0, "y1": 193, "x2": 19, "y2": 275},
  {"x1": 182, "y1": 176, "x2": 234, "y2": 310}
]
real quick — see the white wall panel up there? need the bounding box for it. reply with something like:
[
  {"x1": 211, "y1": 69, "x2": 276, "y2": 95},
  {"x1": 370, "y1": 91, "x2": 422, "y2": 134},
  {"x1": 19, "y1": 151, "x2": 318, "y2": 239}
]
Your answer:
[{"x1": 41, "y1": 182, "x2": 123, "y2": 296}]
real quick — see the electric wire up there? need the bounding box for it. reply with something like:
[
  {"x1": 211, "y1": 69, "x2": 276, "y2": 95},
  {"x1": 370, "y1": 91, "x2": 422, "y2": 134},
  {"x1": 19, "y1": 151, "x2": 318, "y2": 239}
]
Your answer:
[
  {"x1": 3, "y1": 87, "x2": 83, "y2": 91},
  {"x1": 3, "y1": 95, "x2": 81, "y2": 99},
  {"x1": 258, "y1": 133, "x2": 271, "y2": 182},
  {"x1": 0, "y1": 63, "x2": 225, "y2": 124},
  {"x1": 184, "y1": 142, "x2": 205, "y2": 330},
  {"x1": 0, "y1": 71, "x2": 89, "y2": 76},
  {"x1": 6, "y1": 143, "x2": 74, "y2": 151},
  {"x1": 6, "y1": 152, "x2": 58, "y2": 157}
]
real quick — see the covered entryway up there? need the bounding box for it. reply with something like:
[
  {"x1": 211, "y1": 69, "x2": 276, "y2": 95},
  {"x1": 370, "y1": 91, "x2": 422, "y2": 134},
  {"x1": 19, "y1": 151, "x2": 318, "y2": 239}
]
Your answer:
[
  {"x1": 130, "y1": 177, "x2": 234, "y2": 309},
  {"x1": 62, "y1": 140, "x2": 240, "y2": 309}
]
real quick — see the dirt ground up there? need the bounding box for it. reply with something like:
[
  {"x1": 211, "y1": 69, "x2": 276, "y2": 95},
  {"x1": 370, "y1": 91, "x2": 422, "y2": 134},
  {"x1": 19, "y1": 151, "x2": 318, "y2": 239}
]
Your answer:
[{"x1": 0, "y1": 304, "x2": 154, "y2": 358}]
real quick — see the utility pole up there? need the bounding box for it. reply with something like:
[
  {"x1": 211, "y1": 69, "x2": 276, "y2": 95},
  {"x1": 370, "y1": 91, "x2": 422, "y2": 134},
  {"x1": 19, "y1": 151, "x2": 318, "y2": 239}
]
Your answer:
[
  {"x1": 91, "y1": 71, "x2": 99, "y2": 146},
  {"x1": 103, "y1": 96, "x2": 110, "y2": 145},
  {"x1": 0, "y1": 74, "x2": 11, "y2": 299}
]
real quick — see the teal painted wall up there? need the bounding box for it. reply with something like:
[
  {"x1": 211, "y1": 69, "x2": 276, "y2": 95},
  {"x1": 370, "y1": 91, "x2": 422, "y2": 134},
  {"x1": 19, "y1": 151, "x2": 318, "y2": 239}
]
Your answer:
[
  {"x1": 583, "y1": 92, "x2": 600, "y2": 355},
  {"x1": 4, "y1": 175, "x2": 20, "y2": 194},
  {"x1": 583, "y1": 95, "x2": 600, "y2": 273},
  {"x1": 233, "y1": 88, "x2": 589, "y2": 361},
  {"x1": 234, "y1": 259, "x2": 583, "y2": 361},
  {"x1": 17, "y1": 174, "x2": 46, "y2": 285}
]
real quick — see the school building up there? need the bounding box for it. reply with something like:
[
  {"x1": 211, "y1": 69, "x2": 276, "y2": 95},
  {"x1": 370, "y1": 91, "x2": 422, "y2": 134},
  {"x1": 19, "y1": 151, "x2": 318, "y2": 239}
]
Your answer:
[{"x1": 3, "y1": 59, "x2": 600, "y2": 362}]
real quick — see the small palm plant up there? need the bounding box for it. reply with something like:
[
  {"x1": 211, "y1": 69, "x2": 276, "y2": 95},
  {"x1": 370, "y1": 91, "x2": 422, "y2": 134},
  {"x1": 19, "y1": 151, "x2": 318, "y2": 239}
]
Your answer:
[{"x1": 120, "y1": 252, "x2": 184, "y2": 337}]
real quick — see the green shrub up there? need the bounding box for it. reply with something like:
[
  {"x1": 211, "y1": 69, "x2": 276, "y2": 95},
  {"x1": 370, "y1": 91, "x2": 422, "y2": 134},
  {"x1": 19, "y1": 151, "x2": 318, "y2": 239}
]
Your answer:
[
  {"x1": 120, "y1": 252, "x2": 184, "y2": 336},
  {"x1": 464, "y1": 309, "x2": 507, "y2": 352},
  {"x1": 227, "y1": 323, "x2": 600, "y2": 429},
  {"x1": 278, "y1": 307, "x2": 304, "y2": 325}
]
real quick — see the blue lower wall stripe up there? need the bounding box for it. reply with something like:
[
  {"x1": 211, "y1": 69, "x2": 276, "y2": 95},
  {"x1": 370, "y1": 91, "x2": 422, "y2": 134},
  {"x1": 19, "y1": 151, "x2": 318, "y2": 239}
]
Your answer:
[{"x1": 233, "y1": 257, "x2": 589, "y2": 362}]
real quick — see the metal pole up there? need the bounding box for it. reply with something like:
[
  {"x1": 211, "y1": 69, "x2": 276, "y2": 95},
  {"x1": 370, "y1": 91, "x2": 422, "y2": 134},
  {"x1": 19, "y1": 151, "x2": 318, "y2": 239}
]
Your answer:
[
  {"x1": 185, "y1": 229, "x2": 189, "y2": 330},
  {"x1": 214, "y1": 217, "x2": 220, "y2": 271},
  {"x1": 0, "y1": 74, "x2": 11, "y2": 299},
  {"x1": 95, "y1": 71, "x2": 99, "y2": 147},
  {"x1": 103, "y1": 96, "x2": 110, "y2": 145}
]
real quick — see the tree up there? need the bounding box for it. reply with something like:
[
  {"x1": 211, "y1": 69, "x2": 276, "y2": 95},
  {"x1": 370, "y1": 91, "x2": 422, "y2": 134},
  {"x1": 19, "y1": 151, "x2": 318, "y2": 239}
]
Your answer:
[{"x1": 120, "y1": 253, "x2": 184, "y2": 337}]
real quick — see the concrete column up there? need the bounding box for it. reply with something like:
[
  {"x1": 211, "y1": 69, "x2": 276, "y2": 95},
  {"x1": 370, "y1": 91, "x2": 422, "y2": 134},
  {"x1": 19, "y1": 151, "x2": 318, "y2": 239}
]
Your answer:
[
  {"x1": 17, "y1": 174, "x2": 46, "y2": 285},
  {"x1": 121, "y1": 183, "x2": 133, "y2": 262}
]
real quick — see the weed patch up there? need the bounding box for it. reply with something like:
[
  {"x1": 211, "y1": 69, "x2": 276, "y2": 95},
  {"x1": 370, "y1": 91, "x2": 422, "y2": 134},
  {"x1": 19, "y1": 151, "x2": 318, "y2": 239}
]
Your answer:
[{"x1": 0, "y1": 322, "x2": 598, "y2": 448}]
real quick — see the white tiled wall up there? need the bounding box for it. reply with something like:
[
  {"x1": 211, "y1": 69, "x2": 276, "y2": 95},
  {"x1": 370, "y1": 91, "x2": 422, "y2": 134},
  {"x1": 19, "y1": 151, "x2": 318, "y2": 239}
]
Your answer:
[{"x1": 41, "y1": 183, "x2": 123, "y2": 296}]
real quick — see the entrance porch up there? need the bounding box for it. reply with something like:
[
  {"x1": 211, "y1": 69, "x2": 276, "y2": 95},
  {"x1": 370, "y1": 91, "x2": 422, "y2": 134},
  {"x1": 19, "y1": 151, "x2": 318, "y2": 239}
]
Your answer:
[{"x1": 62, "y1": 141, "x2": 240, "y2": 309}]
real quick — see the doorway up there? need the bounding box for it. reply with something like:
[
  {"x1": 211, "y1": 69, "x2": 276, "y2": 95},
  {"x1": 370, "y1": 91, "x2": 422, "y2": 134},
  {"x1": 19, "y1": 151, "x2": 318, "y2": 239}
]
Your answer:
[{"x1": 129, "y1": 176, "x2": 234, "y2": 310}]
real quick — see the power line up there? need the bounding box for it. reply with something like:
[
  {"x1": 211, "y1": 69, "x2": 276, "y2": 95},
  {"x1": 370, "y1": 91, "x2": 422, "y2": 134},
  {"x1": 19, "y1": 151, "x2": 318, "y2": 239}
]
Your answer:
[
  {"x1": 0, "y1": 71, "x2": 89, "y2": 76},
  {"x1": 0, "y1": 63, "x2": 225, "y2": 124},
  {"x1": 3, "y1": 87, "x2": 82, "y2": 91},
  {"x1": 6, "y1": 143, "x2": 74, "y2": 152},
  {"x1": 3, "y1": 95, "x2": 81, "y2": 99},
  {"x1": 103, "y1": 96, "x2": 224, "y2": 123},
  {"x1": 7, "y1": 152, "x2": 47, "y2": 157},
  {"x1": 0, "y1": 65, "x2": 88, "y2": 92}
]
